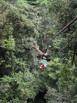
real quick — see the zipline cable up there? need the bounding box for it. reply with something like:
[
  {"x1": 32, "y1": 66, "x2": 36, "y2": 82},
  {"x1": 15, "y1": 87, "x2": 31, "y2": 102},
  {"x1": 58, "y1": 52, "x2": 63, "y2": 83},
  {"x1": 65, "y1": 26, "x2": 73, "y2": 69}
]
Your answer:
[{"x1": 57, "y1": 16, "x2": 77, "y2": 34}]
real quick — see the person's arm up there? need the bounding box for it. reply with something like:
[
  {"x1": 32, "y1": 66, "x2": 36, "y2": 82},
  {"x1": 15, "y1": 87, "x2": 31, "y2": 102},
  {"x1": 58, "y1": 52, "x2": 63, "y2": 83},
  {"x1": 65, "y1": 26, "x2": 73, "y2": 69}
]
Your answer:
[
  {"x1": 32, "y1": 43, "x2": 47, "y2": 56},
  {"x1": 32, "y1": 45, "x2": 44, "y2": 55}
]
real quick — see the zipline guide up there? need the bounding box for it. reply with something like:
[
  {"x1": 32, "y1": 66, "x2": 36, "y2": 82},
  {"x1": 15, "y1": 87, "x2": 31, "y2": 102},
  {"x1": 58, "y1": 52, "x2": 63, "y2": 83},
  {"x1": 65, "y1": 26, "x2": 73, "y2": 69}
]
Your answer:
[{"x1": 31, "y1": 42, "x2": 51, "y2": 71}]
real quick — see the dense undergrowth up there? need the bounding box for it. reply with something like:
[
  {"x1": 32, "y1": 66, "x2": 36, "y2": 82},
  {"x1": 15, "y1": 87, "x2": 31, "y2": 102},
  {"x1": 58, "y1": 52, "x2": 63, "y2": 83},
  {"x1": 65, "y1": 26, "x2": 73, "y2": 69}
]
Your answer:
[{"x1": 0, "y1": 0, "x2": 77, "y2": 103}]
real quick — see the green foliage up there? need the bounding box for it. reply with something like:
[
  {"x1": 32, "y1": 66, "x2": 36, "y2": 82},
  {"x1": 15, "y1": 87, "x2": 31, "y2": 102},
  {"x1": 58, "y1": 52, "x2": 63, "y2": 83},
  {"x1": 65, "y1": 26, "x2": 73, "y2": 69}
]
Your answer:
[
  {"x1": 0, "y1": 71, "x2": 43, "y2": 102},
  {"x1": 39, "y1": 57, "x2": 77, "y2": 102},
  {"x1": 2, "y1": 36, "x2": 15, "y2": 50},
  {"x1": 0, "y1": 0, "x2": 77, "y2": 103}
]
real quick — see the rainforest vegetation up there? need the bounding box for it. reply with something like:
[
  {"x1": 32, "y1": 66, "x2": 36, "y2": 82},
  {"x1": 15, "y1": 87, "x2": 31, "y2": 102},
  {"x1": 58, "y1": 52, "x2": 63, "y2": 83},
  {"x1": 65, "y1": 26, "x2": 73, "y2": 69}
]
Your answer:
[{"x1": 0, "y1": 0, "x2": 77, "y2": 103}]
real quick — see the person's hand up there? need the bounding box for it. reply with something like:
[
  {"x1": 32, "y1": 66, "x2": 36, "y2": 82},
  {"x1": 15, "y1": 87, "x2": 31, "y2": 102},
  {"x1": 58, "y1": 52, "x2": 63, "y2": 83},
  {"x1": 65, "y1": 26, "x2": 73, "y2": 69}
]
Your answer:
[{"x1": 44, "y1": 53, "x2": 48, "y2": 56}]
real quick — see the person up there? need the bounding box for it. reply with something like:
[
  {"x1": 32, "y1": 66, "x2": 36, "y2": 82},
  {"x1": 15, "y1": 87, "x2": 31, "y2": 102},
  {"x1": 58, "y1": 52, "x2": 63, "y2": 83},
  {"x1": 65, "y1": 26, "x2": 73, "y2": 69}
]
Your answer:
[{"x1": 32, "y1": 43, "x2": 51, "y2": 71}]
